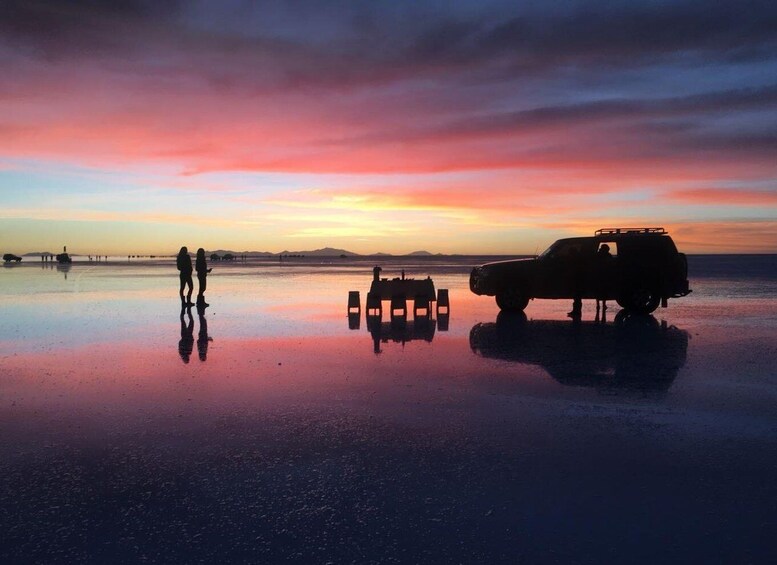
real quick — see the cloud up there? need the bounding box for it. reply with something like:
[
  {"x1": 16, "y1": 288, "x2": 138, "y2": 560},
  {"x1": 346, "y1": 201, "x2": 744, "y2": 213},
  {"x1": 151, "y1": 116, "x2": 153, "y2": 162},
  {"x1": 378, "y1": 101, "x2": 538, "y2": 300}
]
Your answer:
[
  {"x1": 4, "y1": 1, "x2": 777, "y2": 91},
  {"x1": 538, "y1": 218, "x2": 777, "y2": 253},
  {"x1": 671, "y1": 220, "x2": 777, "y2": 252},
  {"x1": 667, "y1": 187, "x2": 777, "y2": 206},
  {"x1": 2, "y1": 1, "x2": 777, "y2": 254}
]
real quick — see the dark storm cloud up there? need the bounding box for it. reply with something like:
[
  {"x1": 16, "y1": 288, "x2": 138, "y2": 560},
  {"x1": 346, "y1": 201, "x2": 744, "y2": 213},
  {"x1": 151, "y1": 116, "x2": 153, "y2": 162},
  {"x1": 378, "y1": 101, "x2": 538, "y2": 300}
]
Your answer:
[
  {"x1": 3, "y1": 0, "x2": 777, "y2": 88},
  {"x1": 318, "y1": 84, "x2": 777, "y2": 146},
  {"x1": 1, "y1": 0, "x2": 776, "y2": 175},
  {"x1": 477, "y1": 1, "x2": 777, "y2": 67},
  {"x1": 0, "y1": 0, "x2": 183, "y2": 61}
]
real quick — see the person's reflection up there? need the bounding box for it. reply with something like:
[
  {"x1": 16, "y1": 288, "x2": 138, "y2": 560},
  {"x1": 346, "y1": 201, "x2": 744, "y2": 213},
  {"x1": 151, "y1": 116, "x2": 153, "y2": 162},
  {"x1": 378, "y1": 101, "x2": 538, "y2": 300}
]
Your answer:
[
  {"x1": 595, "y1": 301, "x2": 608, "y2": 323},
  {"x1": 178, "y1": 305, "x2": 194, "y2": 363},
  {"x1": 196, "y1": 302, "x2": 213, "y2": 361}
]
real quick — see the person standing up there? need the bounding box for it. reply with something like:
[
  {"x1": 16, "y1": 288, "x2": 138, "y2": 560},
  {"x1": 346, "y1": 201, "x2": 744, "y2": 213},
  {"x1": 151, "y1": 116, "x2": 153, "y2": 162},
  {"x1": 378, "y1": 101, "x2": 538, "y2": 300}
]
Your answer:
[
  {"x1": 177, "y1": 246, "x2": 193, "y2": 306},
  {"x1": 567, "y1": 247, "x2": 584, "y2": 319},
  {"x1": 595, "y1": 243, "x2": 614, "y2": 316},
  {"x1": 195, "y1": 248, "x2": 212, "y2": 307}
]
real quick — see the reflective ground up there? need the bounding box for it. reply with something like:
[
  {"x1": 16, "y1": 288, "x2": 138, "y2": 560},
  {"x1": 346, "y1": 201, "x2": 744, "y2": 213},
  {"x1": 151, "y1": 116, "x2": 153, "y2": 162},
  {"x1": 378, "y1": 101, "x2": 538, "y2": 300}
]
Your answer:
[{"x1": 1, "y1": 256, "x2": 776, "y2": 563}]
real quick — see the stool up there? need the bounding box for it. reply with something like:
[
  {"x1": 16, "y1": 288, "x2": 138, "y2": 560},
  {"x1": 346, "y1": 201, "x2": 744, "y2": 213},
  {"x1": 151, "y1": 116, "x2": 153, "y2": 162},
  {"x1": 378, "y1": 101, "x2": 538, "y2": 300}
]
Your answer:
[
  {"x1": 347, "y1": 290, "x2": 360, "y2": 313},
  {"x1": 436, "y1": 289, "x2": 449, "y2": 314}
]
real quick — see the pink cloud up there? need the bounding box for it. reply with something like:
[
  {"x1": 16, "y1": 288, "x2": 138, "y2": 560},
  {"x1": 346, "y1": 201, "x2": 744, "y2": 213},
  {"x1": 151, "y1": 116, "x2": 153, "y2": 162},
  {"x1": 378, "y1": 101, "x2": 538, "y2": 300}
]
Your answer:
[
  {"x1": 2, "y1": 49, "x2": 776, "y2": 181},
  {"x1": 667, "y1": 188, "x2": 777, "y2": 206}
]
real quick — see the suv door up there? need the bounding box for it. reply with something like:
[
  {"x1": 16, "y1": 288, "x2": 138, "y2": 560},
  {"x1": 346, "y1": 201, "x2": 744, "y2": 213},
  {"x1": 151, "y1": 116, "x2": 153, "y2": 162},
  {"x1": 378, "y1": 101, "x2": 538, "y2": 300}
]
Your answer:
[{"x1": 537, "y1": 239, "x2": 596, "y2": 298}]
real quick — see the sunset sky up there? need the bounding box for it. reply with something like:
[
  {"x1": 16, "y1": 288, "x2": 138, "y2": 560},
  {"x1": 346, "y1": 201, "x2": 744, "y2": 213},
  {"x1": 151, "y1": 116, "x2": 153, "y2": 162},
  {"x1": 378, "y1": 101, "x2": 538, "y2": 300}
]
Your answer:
[{"x1": 1, "y1": 0, "x2": 776, "y2": 255}]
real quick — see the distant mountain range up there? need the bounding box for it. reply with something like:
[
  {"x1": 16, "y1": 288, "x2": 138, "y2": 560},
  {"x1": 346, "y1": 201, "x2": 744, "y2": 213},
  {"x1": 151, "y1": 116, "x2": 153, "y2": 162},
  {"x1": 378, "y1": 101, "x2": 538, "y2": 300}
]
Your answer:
[
  {"x1": 19, "y1": 248, "x2": 442, "y2": 257},
  {"x1": 208, "y1": 247, "x2": 439, "y2": 257},
  {"x1": 278, "y1": 247, "x2": 360, "y2": 257}
]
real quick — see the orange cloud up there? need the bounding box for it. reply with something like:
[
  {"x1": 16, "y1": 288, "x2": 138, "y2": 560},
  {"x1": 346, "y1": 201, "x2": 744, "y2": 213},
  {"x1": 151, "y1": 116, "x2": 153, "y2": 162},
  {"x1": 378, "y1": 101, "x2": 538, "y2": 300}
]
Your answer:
[
  {"x1": 539, "y1": 218, "x2": 777, "y2": 253},
  {"x1": 667, "y1": 188, "x2": 777, "y2": 206}
]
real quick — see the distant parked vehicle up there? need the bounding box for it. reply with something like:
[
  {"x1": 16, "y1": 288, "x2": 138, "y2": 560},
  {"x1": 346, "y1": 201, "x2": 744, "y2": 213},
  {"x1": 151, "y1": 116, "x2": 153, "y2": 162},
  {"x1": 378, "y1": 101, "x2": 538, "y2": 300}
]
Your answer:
[
  {"x1": 55, "y1": 246, "x2": 72, "y2": 264},
  {"x1": 470, "y1": 227, "x2": 691, "y2": 315},
  {"x1": 3, "y1": 253, "x2": 22, "y2": 263}
]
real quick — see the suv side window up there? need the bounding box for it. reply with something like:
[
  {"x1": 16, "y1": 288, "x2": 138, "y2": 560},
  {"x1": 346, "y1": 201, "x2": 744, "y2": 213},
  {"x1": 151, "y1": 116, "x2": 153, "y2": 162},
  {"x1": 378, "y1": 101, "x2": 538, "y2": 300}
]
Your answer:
[
  {"x1": 619, "y1": 236, "x2": 675, "y2": 260},
  {"x1": 597, "y1": 241, "x2": 618, "y2": 257},
  {"x1": 545, "y1": 240, "x2": 596, "y2": 260}
]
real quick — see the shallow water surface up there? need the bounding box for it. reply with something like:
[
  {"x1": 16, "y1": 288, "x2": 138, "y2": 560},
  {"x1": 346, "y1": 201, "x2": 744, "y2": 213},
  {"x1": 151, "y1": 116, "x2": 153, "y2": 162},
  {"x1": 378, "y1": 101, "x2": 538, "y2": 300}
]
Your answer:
[{"x1": 1, "y1": 257, "x2": 776, "y2": 563}]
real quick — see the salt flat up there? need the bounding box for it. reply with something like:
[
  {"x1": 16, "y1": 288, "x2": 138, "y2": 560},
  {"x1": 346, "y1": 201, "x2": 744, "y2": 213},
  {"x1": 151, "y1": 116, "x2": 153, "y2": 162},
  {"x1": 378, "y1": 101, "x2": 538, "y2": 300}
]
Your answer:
[{"x1": 1, "y1": 256, "x2": 776, "y2": 563}]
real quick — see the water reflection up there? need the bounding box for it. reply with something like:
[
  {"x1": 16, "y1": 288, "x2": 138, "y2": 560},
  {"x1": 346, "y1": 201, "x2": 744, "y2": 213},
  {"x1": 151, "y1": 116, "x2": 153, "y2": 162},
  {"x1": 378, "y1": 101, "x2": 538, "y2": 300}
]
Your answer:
[
  {"x1": 348, "y1": 312, "x2": 360, "y2": 330},
  {"x1": 178, "y1": 305, "x2": 194, "y2": 363},
  {"x1": 34, "y1": 261, "x2": 71, "y2": 279},
  {"x1": 196, "y1": 303, "x2": 213, "y2": 361},
  {"x1": 366, "y1": 314, "x2": 437, "y2": 354},
  {"x1": 470, "y1": 312, "x2": 688, "y2": 392}
]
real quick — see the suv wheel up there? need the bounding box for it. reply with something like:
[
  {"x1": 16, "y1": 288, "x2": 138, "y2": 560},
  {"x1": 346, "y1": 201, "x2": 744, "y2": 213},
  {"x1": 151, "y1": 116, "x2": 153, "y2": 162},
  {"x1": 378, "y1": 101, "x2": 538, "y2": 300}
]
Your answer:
[
  {"x1": 496, "y1": 288, "x2": 529, "y2": 312},
  {"x1": 618, "y1": 286, "x2": 660, "y2": 315}
]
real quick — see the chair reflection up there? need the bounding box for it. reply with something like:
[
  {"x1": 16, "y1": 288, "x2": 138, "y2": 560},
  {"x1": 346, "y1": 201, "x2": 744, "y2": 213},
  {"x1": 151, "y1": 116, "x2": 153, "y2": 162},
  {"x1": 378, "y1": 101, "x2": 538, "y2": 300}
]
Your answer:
[{"x1": 469, "y1": 312, "x2": 688, "y2": 392}]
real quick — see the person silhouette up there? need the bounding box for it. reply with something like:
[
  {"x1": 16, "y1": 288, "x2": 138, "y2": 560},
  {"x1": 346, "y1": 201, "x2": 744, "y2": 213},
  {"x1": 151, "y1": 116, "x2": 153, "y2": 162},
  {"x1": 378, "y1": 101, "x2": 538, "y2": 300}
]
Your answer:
[
  {"x1": 197, "y1": 302, "x2": 213, "y2": 361},
  {"x1": 596, "y1": 243, "x2": 614, "y2": 315},
  {"x1": 195, "y1": 248, "x2": 212, "y2": 307},
  {"x1": 567, "y1": 247, "x2": 584, "y2": 319},
  {"x1": 178, "y1": 305, "x2": 194, "y2": 363},
  {"x1": 177, "y1": 246, "x2": 193, "y2": 305}
]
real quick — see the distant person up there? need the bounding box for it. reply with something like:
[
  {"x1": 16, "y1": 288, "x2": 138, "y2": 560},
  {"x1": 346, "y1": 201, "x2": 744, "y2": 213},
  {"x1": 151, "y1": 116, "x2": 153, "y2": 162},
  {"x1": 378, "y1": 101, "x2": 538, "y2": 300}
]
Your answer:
[
  {"x1": 197, "y1": 302, "x2": 213, "y2": 361},
  {"x1": 195, "y1": 248, "x2": 212, "y2": 307},
  {"x1": 179, "y1": 305, "x2": 194, "y2": 363},
  {"x1": 177, "y1": 246, "x2": 193, "y2": 305}
]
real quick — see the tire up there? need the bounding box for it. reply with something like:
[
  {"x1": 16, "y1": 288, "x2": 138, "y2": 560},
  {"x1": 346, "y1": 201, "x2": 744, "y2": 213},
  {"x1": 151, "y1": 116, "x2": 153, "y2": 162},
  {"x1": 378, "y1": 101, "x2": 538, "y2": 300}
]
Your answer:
[
  {"x1": 617, "y1": 286, "x2": 660, "y2": 315},
  {"x1": 496, "y1": 287, "x2": 529, "y2": 312}
]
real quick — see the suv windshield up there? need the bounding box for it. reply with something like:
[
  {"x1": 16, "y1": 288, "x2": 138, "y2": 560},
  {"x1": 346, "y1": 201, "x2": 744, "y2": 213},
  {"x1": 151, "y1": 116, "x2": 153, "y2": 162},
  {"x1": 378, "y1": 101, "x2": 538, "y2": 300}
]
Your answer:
[
  {"x1": 538, "y1": 239, "x2": 592, "y2": 260},
  {"x1": 538, "y1": 242, "x2": 558, "y2": 259}
]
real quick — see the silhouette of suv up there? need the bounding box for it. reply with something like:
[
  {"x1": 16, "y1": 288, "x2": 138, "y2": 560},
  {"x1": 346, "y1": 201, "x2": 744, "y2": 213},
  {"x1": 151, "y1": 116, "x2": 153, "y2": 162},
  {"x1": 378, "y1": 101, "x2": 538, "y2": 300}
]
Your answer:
[{"x1": 470, "y1": 228, "x2": 691, "y2": 314}]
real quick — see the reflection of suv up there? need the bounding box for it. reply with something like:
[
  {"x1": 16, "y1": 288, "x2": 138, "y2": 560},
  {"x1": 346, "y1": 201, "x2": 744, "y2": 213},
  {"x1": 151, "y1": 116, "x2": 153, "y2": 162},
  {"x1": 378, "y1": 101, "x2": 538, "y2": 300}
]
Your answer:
[
  {"x1": 469, "y1": 313, "x2": 689, "y2": 392},
  {"x1": 470, "y1": 228, "x2": 691, "y2": 314}
]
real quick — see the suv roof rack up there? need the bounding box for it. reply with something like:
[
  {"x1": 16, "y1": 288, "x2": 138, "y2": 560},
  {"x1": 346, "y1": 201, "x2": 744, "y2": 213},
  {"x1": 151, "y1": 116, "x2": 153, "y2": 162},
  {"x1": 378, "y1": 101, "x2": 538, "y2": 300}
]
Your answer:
[{"x1": 594, "y1": 227, "x2": 667, "y2": 236}]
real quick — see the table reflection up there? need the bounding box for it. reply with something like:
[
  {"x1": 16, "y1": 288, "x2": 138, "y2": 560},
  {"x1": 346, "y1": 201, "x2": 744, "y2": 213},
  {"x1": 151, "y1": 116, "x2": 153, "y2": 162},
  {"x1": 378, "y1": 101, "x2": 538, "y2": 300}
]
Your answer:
[
  {"x1": 359, "y1": 313, "x2": 444, "y2": 354},
  {"x1": 349, "y1": 306, "x2": 450, "y2": 353},
  {"x1": 470, "y1": 312, "x2": 688, "y2": 392}
]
